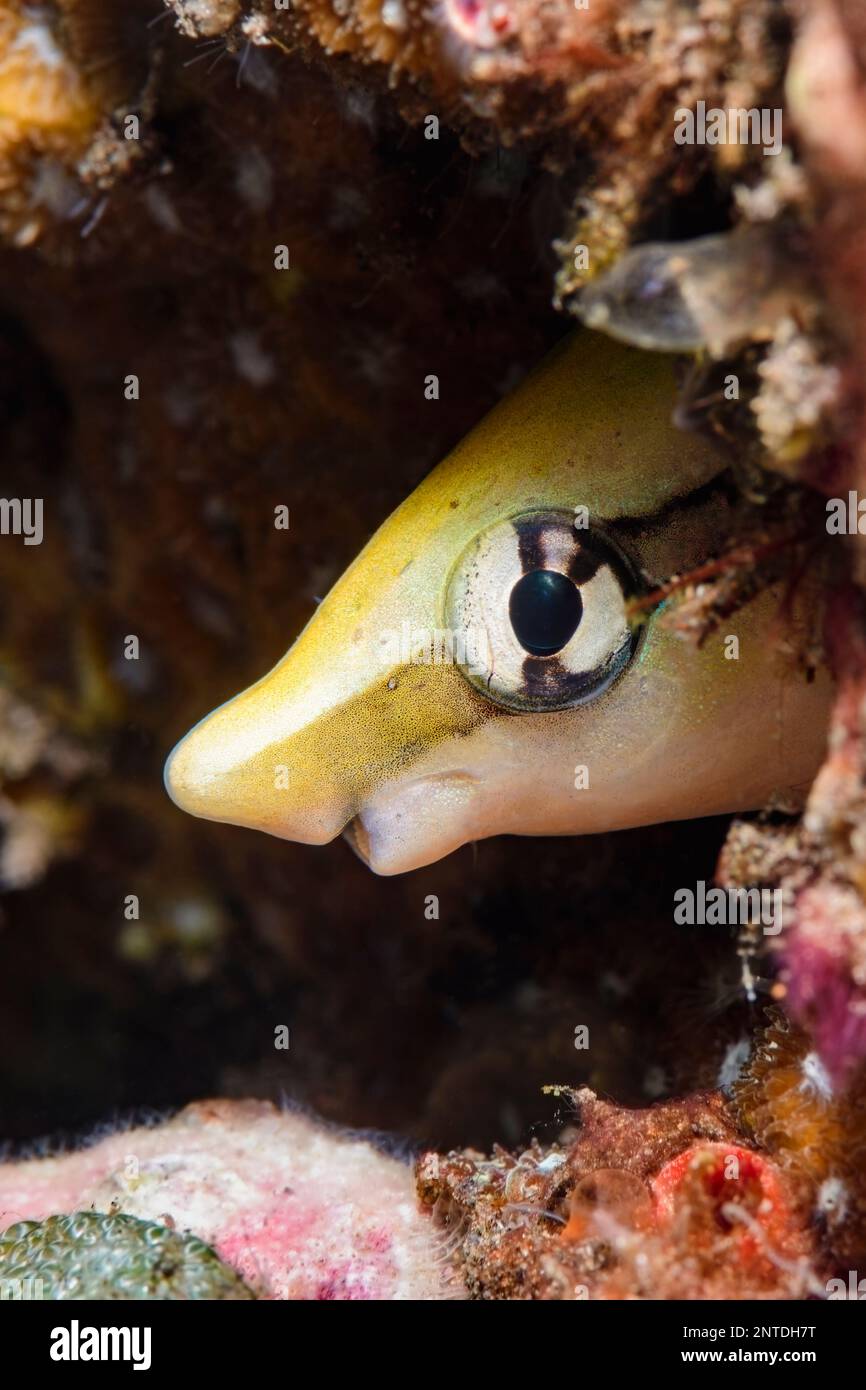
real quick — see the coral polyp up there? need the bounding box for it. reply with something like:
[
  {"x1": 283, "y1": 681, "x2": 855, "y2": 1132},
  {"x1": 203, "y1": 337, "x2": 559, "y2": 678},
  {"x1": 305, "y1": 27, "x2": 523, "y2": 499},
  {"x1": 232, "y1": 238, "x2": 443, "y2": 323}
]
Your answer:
[{"x1": 0, "y1": 1211, "x2": 256, "y2": 1300}]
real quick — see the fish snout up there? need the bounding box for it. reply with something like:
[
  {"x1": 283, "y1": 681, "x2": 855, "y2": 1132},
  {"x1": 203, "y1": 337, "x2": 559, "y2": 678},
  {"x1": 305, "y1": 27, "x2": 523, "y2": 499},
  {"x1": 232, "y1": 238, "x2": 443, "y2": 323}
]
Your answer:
[
  {"x1": 164, "y1": 604, "x2": 491, "y2": 855},
  {"x1": 164, "y1": 692, "x2": 352, "y2": 846}
]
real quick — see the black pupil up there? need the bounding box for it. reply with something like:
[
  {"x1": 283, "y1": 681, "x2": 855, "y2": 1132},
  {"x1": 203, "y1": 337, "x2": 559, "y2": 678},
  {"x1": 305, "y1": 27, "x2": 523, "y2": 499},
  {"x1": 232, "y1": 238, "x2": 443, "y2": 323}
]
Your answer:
[{"x1": 509, "y1": 569, "x2": 583, "y2": 656}]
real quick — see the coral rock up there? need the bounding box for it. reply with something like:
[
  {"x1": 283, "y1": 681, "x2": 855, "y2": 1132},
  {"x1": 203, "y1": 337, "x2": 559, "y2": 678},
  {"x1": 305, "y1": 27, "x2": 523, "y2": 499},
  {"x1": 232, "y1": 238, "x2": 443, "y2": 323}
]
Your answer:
[
  {"x1": 0, "y1": 1100, "x2": 462, "y2": 1299},
  {"x1": 417, "y1": 1087, "x2": 816, "y2": 1299}
]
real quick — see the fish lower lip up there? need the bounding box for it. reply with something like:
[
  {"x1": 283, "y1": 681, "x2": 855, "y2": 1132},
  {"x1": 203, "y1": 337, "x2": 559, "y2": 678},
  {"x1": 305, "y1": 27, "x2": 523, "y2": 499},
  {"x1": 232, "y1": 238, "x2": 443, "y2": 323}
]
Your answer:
[
  {"x1": 343, "y1": 817, "x2": 371, "y2": 865},
  {"x1": 342, "y1": 773, "x2": 482, "y2": 874}
]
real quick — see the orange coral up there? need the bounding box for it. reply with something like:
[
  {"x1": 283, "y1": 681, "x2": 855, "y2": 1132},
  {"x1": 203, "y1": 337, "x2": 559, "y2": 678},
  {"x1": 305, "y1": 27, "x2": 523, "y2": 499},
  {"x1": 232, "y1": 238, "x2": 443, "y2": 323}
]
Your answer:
[
  {"x1": 0, "y1": 0, "x2": 149, "y2": 245},
  {"x1": 734, "y1": 1011, "x2": 866, "y2": 1266}
]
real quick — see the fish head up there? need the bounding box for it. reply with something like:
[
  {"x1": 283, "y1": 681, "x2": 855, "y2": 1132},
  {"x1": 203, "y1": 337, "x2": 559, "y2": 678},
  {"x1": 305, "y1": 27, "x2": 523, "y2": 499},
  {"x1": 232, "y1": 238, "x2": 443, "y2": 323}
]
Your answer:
[{"x1": 165, "y1": 332, "x2": 831, "y2": 873}]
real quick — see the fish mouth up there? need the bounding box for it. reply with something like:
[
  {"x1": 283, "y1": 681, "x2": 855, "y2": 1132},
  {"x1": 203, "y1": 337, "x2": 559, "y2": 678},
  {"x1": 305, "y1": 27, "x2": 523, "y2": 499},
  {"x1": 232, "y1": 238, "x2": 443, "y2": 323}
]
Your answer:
[
  {"x1": 343, "y1": 816, "x2": 372, "y2": 867},
  {"x1": 343, "y1": 772, "x2": 483, "y2": 876}
]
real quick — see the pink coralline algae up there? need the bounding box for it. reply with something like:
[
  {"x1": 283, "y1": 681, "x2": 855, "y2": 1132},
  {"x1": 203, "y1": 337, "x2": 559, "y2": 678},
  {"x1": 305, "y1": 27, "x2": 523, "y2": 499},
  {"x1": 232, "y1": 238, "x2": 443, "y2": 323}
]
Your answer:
[
  {"x1": 780, "y1": 588, "x2": 866, "y2": 1088},
  {"x1": 0, "y1": 1100, "x2": 463, "y2": 1301},
  {"x1": 718, "y1": 585, "x2": 866, "y2": 1092},
  {"x1": 780, "y1": 886, "x2": 866, "y2": 1091}
]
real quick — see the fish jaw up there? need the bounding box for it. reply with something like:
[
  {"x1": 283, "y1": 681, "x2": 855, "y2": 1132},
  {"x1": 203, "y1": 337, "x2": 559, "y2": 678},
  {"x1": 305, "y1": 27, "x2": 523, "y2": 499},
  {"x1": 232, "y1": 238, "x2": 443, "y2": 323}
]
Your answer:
[{"x1": 342, "y1": 598, "x2": 832, "y2": 874}]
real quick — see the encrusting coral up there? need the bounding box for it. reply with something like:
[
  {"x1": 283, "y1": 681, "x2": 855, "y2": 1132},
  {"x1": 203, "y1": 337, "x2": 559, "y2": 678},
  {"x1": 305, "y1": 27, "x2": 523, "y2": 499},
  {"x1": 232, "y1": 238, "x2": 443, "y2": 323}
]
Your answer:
[
  {"x1": 0, "y1": 1100, "x2": 464, "y2": 1299},
  {"x1": 417, "y1": 1086, "x2": 821, "y2": 1300}
]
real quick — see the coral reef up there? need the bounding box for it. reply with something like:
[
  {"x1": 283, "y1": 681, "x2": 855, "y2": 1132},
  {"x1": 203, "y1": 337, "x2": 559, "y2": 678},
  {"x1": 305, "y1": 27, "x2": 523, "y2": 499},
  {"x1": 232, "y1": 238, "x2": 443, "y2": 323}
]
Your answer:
[{"x1": 0, "y1": 0, "x2": 866, "y2": 1303}]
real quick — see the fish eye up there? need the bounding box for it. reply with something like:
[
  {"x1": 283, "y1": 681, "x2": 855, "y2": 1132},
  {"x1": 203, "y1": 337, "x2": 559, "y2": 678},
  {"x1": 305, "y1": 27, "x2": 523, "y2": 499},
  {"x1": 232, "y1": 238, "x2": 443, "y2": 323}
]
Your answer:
[{"x1": 445, "y1": 509, "x2": 640, "y2": 712}]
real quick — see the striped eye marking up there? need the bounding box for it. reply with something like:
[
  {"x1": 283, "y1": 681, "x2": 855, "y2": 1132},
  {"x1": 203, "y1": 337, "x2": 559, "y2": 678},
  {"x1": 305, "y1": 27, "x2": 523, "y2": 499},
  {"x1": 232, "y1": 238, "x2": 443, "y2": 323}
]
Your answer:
[{"x1": 445, "y1": 509, "x2": 639, "y2": 712}]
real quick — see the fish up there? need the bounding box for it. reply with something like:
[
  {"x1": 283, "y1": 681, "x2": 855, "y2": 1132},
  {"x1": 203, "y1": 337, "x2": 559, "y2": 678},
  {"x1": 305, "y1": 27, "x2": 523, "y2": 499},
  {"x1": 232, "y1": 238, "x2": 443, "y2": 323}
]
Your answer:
[{"x1": 164, "y1": 331, "x2": 832, "y2": 875}]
